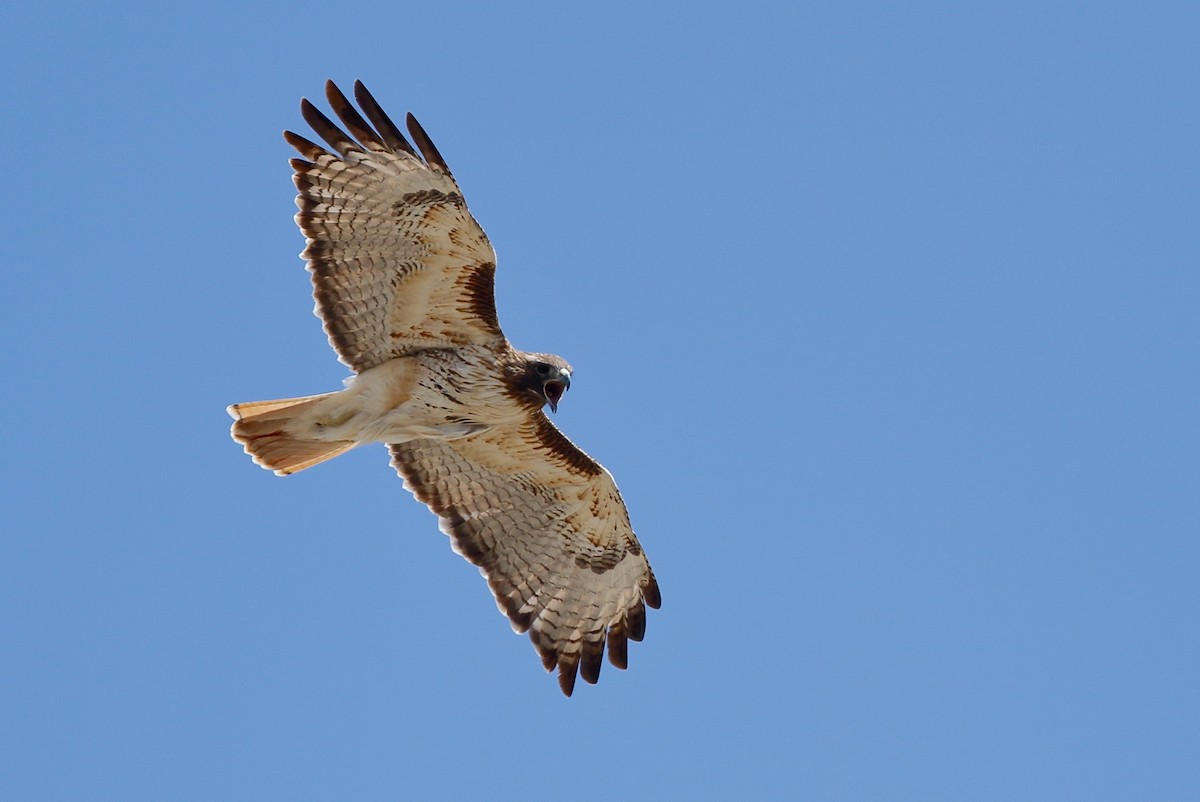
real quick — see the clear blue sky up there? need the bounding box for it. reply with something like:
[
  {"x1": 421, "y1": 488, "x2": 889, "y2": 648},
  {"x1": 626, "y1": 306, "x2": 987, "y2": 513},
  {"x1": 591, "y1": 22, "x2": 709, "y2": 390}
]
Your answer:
[{"x1": 3, "y1": 2, "x2": 1197, "y2": 799}]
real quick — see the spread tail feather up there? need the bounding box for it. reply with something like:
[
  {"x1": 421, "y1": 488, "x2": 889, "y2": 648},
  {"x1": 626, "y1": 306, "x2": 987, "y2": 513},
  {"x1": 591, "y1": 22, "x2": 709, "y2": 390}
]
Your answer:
[{"x1": 227, "y1": 392, "x2": 355, "y2": 475}]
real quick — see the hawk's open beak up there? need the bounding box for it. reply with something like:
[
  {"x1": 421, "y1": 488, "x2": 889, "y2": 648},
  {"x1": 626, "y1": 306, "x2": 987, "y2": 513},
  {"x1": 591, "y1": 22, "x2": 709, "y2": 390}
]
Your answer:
[{"x1": 544, "y1": 379, "x2": 568, "y2": 413}]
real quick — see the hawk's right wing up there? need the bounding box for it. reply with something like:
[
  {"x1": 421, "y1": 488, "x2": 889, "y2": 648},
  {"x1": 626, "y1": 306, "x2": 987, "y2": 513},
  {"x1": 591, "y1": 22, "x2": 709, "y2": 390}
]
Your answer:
[{"x1": 389, "y1": 413, "x2": 661, "y2": 696}]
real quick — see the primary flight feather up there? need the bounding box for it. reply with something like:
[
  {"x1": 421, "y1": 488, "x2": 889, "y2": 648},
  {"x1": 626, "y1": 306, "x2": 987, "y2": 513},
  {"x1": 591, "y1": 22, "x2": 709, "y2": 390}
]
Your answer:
[{"x1": 227, "y1": 80, "x2": 659, "y2": 695}]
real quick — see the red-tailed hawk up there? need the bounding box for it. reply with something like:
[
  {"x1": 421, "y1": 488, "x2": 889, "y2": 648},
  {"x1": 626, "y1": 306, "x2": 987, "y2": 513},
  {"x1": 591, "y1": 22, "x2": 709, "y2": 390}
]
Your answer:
[{"x1": 227, "y1": 81, "x2": 659, "y2": 695}]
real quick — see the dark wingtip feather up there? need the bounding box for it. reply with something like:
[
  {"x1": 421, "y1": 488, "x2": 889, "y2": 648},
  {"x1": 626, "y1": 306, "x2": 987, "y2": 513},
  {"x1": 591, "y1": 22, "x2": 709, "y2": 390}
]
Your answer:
[
  {"x1": 324, "y1": 80, "x2": 388, "y2": 153},
  {"x1": 353, "y1": 80, "x2": 417, "y2": 156},
  {"x1": 557, "y1": 659, "x2": 579, "y2": 697},
  {"x1": 507, "y1": 606, "x2": 534, "y2": 634},
  {"x1": 534, "y1": 639, "x2": 557, "y2": 672},
  {"x1": 643, "y1": 571, "x2": 662, "y2": 609},
  {"x1": 627, "y1": 601, "x2": 647, "y2": 642},
  {"x1": 300, "y1": 97, "x2": 361, "y2": 157},
  {"x1": 283, "y1": 130, "x2": 327, "y2": 161},
  {"x1": 607, "y1": 625, "x2": 629, "y2": 670},
  {"x1": 406, "y1": 112, "x2": 451, "y2": 174},
  {"x1": 579, "y1": 638, "x2": 604, "y2": 685}
]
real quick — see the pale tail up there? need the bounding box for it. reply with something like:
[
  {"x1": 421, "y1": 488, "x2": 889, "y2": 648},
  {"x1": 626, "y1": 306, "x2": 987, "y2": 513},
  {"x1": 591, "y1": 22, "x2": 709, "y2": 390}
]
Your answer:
[{"x1": 227, "y1": 392, "x2": 355, "y2": 476}]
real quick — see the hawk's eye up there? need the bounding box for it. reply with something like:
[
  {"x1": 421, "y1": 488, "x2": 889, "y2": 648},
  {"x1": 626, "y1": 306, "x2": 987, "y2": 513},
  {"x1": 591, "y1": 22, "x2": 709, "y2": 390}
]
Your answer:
[{"x1": 536, "y1": 364, "x2": 551, "y2": 376}]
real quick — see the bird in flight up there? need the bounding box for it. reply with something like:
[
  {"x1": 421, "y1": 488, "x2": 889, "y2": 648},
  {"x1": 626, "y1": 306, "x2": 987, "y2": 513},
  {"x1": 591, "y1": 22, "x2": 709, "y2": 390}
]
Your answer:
[{"x1": 228, "y1": 81, "x2": 659, "y2": 695}]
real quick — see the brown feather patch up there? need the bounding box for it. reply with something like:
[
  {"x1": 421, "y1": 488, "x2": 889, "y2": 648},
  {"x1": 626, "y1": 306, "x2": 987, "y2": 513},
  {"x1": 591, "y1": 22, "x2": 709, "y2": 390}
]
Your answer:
[
  {"x1": 461, "y1": 262, "x2": 500, "y2": 332},
  {"x1": 532, "y1": 415, "x2": 603, "y2": 477}
]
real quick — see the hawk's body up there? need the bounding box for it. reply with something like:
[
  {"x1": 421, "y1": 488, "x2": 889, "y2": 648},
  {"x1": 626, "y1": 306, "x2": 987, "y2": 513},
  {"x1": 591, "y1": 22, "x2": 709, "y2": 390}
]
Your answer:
[{"x1": 228, "y1": 81, "x2": 659, "y2": 695}]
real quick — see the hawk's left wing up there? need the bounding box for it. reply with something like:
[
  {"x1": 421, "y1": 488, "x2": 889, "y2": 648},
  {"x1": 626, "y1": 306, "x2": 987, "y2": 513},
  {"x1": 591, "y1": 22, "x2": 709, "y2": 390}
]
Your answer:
[
  {"x1": 389, "y1": 416, "x2": 660, "y2": 696},
  {"x1": 285, "y1": 81, "x2": 505, "y2": 373}
]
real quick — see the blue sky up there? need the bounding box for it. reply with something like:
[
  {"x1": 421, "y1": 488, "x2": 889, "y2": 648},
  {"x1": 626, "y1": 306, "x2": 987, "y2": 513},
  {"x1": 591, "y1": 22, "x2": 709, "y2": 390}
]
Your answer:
[{"x1": 3, "y1": 2, "x2": 1197, "y2": 799}]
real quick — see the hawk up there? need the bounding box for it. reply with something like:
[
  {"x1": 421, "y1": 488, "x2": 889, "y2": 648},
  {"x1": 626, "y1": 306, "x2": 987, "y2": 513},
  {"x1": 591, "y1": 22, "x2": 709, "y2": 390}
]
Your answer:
[{"x1": 227, "y1": 81, "x2": 660, "y2": 695}]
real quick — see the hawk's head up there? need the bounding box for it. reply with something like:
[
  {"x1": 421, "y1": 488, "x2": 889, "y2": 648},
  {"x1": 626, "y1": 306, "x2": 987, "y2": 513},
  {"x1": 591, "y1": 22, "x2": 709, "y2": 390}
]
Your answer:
[{"x1": 519, "y1": 354, "x2": 572, "y2": 413}]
